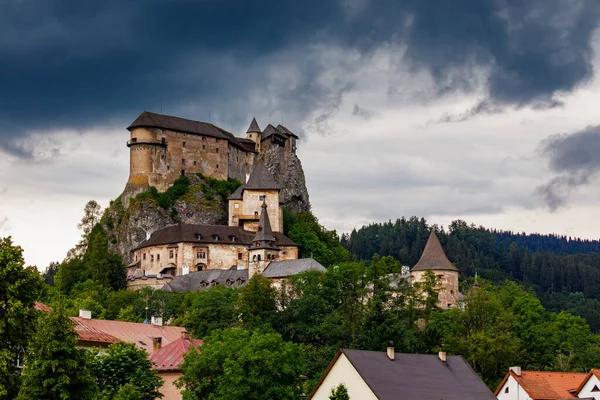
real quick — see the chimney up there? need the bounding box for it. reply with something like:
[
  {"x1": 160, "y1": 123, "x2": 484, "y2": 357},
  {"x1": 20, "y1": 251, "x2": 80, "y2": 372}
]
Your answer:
[
  {"x1": 79, "y1": 309, "x2": 92, "y2": 319},
  {"x1": 151, "y1": 316, "x2": 163, "y2": 326},
  {"x1": 182, "y1": 330, "x2": 191, "y2": 340},
  {"x1": 438, "y1": 350, "x2": 447, "y2": 364},
  {"x1": 152, "y1": 337, "x2": 162, "y2": 352},
  {"x1": 386, "y1": 341, "x2": 395, "y2": 361},
  {"x1": 510, "y1": 366, "x2": 522, "y2": 376},
  {"x1": 245, "y1": 173, "x2": 250, "y2": 183}
]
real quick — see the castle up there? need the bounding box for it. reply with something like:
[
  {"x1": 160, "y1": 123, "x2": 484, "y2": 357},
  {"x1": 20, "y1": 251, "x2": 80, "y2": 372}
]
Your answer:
[{"x1": 125, "y1": 111, "x2": 298, "y2": 197}]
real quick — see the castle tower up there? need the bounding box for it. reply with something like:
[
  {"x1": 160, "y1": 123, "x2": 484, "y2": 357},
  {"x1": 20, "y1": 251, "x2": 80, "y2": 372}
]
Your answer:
[
  {"x1": 246, "y1": 118, "x2": 262, "y2": 152},
  {"x1": 228, "y1": 161, "x2": 283, "y2": 232},
  {"x1": 248, "y1": 201, "x2": 280, "y2": 279},
  {"x1": 410, "y1": 231, "x2": 460, "y2": 309}
]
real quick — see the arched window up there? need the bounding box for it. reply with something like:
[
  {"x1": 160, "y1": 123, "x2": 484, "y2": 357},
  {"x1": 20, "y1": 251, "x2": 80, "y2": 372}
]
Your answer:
[
  {"x1": 257, "y1": 255, "x2": 261, "y2": 261},
  {"x1": 253, "y1": 255, "x2": 257, "y2": 261}
]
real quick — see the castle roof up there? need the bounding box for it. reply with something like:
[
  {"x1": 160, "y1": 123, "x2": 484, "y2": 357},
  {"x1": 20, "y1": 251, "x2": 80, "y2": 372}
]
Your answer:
[
  {"x1": 127, "y1": 112, "x2": 256, "y2": 153},
  {"x1": 251, "y1": 201, "x2": 278, "y2": 250},
  {"x1": 132, "y1": 224, "x2": 296, "y2": 252},
  {"x1": 261, "y1": 124, "x2": 287, "y2": 141},
  {"x1": 245, "y1": 162, "x2": 280, "y2": 191},
  {"x1": 411, "y1": 231, "x2": 458, "y2": 272},
  {"x1": 246, "y1": 117, "x2": 261, "y2": 133},
  {"x1": 276, "y1": 124, "x2": 299, "y2": 139},
  {"x1": 262, "y1": 258, "x2": 326, "y2": 278},
  {"x1": 227, "y1": 184, "x2": 244, "y2": 200},
  {"x1": 161, "y1": 269, "x2": 249, "y2": 293}
]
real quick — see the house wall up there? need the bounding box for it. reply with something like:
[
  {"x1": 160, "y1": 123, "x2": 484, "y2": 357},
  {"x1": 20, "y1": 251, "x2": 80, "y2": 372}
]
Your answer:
[
  {"x1": 311, "y1": 353, "x2": 378, "y2": 400},
  {"x1": 241, "y1": 189, "x2": 281, "y2": 232},
  {"x1": 411, "y1": 269, "x2": 459, "y2": 309},
  {"x1": 157, "y1": 371, "x2": 183, "y2": 400},
  {"x1": 495, "y1": 375, "x2": 531, "y2": 400},
  {"x1": 578, "y1": 375, "x2": 600, "y2": 399}
]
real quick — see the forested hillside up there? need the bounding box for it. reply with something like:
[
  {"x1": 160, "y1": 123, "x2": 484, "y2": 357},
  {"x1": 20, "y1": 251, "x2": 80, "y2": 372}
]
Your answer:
[{"x1": 343, "y1": 217, "x2": 600, "y2": 331}]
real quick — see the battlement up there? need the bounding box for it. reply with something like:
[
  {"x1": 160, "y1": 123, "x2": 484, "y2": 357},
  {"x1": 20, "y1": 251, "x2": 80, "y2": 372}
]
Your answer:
[{"x1": 125, "y1": 112, "x2": 298, "y2": 195}]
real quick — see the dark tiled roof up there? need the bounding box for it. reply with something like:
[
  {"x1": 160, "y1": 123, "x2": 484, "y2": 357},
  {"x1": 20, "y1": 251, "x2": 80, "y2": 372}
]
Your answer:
[
  {"x1": 227, "y1": 184, "x2": 244, "y2": 200},
  {"x1": 161, "y1": 269, "x2": 249, "y2": 293},
  {"x1": 411, "y1": 231, "x2": 458, "y2": 272},
  {"x1": 313, "y1": 350, "x2": 496, "y2": 400},
  {"x1": 251, "y1": 201, "x2": 277, "y2": 248},
  {"x1": 276, "y1": 124, "x2": 299, "y2": 139},
  {"x1": 246, "y1": 118, "x2": 261, "y2": 133},
  {"x1": 262, "y1": 258, "x2": 327, "y2": 278},
  {"x1": 132, "y1": 224, "x2": 296, "y2": 251},
  {"x1": 149, "y1": 337, "x2": 203, "y2": 371},
  {"x1": 261, "y1": 124, "x2": 287, "y2": 141},
  {"x1": 235, "y1": 138, "x2": 258, "y2": 152},
  {"x1": 245, "y1": 162, "x2": 280, "y2": 190}
]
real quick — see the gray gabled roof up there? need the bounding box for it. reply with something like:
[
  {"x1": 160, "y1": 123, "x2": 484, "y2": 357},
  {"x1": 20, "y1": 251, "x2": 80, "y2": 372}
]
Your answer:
[
  {"x1": 245, "y1": 162, "x2": 280, "y2": 190},
  {"x1": 251, "y1": 201, "x2": 277, "y2": 248},
  {"x1": 276, "y1": 124, "x2": 299, "y2": 139},
  {"x1": 161, "y1": 269, "x2": 249, "y2": 293},
  {"x1": 246, "y1": 118, "x2": 261, "y2": 133},
  {"x1": 411, "y1": 231, "x2": 458, "y2": 272},
  {"x1": 227, "y1": 184, "x2": 244, "y2": 200},
  {"x1": 261, "y1": 124, "x2": 287, "y2": 141},
  {"x1": 311, "y1": 349, "x2": 496, "y2": 400},
  {"x1": 262, "y1": 258, "x2": 326, "y2": 278}
]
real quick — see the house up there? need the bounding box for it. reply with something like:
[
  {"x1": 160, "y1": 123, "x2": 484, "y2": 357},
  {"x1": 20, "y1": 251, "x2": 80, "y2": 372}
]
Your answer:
[
  {"x1": 309, "y1": 345, "x2": 496, "y2": 400},
  {"x1": 576, "y1": 369, "x2": 600, "y2": 399},
  {"x1": 148, "y1": 332, "x2": 203, "y2": 400},
  {"x1": 495, "y1": 367, "x2": 588, "y2": 399}
]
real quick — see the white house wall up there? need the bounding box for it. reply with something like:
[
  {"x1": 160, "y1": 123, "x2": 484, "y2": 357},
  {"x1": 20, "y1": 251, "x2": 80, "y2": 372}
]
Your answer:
[
  {"x1": 496, "y1": 375, "x2": 531, "y2": 400},
  {"x1": 311, "y1": 353, "x2": 378, "y2": 400},
  {"x1": 578, "y1": 375, "x2": 600, "y2": 399}
]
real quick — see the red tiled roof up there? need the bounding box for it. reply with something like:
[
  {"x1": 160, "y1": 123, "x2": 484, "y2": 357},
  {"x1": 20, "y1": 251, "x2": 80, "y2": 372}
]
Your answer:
[
  {"x1": 576, "y1": 369, "x2": 600, "y2": 394},
  {"x1": 34, "y1": 302, "x2": 52, "y2": 312},
  {"x1": 71, "y1": 317, "x2": 186, "y2": 354},
  {"x1": 149, "y1": 337, "x2": 203, "y2": 371},
  {"x1": 495, "y1": 370, "x2": 586, "y2": 399}
]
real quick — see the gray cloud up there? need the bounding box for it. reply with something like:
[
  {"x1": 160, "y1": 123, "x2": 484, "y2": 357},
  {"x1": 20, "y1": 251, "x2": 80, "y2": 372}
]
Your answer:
[
  {"x1": 352, "y1": 104, "x2": 377, "y2": 120},
  {"x1": 537, "y1": 125, "x2": 600, "y2": 210},
  {"x1": 0, "y1": 217, "x2": 9, "y2": 231}
]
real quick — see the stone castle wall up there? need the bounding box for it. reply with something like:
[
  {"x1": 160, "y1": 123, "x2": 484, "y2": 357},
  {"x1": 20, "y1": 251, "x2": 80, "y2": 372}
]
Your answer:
[{"x1": 411, "y1": 270, "x2": 459, "y2": 309}]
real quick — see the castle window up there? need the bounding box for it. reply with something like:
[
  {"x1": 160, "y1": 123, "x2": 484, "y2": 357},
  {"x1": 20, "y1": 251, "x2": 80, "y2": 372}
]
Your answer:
[
  {"x1": 169, "y1": 250, "x2": 174, "y2": 259},
  {"x1": 182, "y1": 158, "x2": 185, "y2": 165},
  {"x1": 267, "y1": 254, "x2": 271, "y2": 260},
  {"x1": 157, "y1": 254, "x2": 160, "y2": 261},
  {"x1": 216, "y1": 164, "x2": 219, "y2": 169},
  {"x1": 202, "y1": 145, "x2": 205, "y2": 150},
  {"x1": 447, "y1": 303, "x2": 452, "y2": 308},
  {"x1": 450, "y1": 290, "x2": 454, "y2": 294},
  {"x1": 216, "y1": 139, "x2": 220, "y2": 143},
  {"x1": 230, "y1": 235, "x2": 236, "y2": 242},
  {"x1": 213, "y1": 235, "x2": 220, "y2": 241},
  {"x1": 183, "y1": 141, "x2": 186, "y2": 148},
  {"x1": 233, "y1": 216, "x2": 238, "y2": 223},
  {"x1": 201, "y1": 281, "x2": 207, "y2": 287},
  {"x1": 211, "y1": 281, "x2": 217, "y2": 287},
  {"x1": 151, "y1": 255, "x2": 154, "y2": 262},
  {"x1": 234, "y1": 203, "x2": 239, "y2": 209},
  {"x1": 195, "y1": 234, "x2": 202, "y2": 240},
  {"x1": 253, "y1": 255, "x2": 257, "y2": 261},
  {"x1": 259, "y1": 195, "x2": 265, "y2": 201},
  {"x1": 215, "y1": 148, "x2": 219, "y2": 153},
  {"x1": 202, "y1": 137, "x2": 206, "y2": 141},
  {"x1": 167, "y1": 166, "x2": 170, "y2": 170},
  {"x1": 238, "y1": 252, "x2": 243, "y2": 260},
  {"x1": 131, "y1": 138, "x2": 137, "y2": 143},
  {"x1": 193, "y1": 160, "x2": 197, "y2": 166},
  {"x1": 143, "y1": 253, "x2": 146, "y2": 260},
  {"x1": 505, "y1": 387, "x2": 509, "y2": 394},
  {"x1": 135, "y1": 254, "x2": 138, "y2": 261},
  {"x1": 257, "y1": 255, "x2": 261, "y2": 261},
  {"x1": 197, "y1": 251, "x2": 206, "y2": 259},
  {"x1": 161, "y1": 138, "x2": 166, "y2": 145},
  {"x1": 226, "y1": 280, "x2": 232, "y2": 286}
]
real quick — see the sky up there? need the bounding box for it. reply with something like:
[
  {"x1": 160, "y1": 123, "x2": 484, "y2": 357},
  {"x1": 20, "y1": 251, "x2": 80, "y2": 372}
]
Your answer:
[{"x1": 3, "y1": 0, "x2": 600, "y2": 269}]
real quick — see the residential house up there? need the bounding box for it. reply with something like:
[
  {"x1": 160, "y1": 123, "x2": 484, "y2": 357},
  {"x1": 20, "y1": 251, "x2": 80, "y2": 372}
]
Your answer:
[{"x1": 495, "y1": 367, "x2": 588, "y2": 399}]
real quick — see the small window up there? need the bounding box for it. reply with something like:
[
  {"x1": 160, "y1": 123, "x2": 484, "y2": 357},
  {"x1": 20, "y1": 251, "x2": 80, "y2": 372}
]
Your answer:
[
  {"x1": 450, "y1": 290, "x2": 454, "y2": 294},
  {"x1": 157, "y1": 254, "x2": 160, "y2": 261},
  {"x1": 592, "y1": 385, "x2": 600, "y2": 392},
  {"x1": 254, "y1": 211, "x2": 259, "y2": 217},
  {"x1": 238, "y1": 253, "x2": 243, "y2": 260},
  {"x1": 233, "y1": 216, "x2": 238, "y2": 223},
  {"x1": 181, "y1": 169, "x2": 185, "y2": 175},
  {"x1": 259, "y1": 195, "x2": 266, "y2": 201},
  {"x1": 253, "y1": 255, "x2": 257, "y2": 261},
  {"x1": 230, "y1": 235, "x2": 236, "y2": 242},
  {"x1": 143, "y1": 253, "x2": 146, "y2": 260},
  {"x1": 202, "y1": 145, "x2": 206, "y2": 150},
  {"x1": 151, "y1": 255, "x2": 154, "y2": 262},
  {"x1": 504, "y1": 387, "x2": 509, "y2": 394},
  {"x1": 216, "y1": 139, "x2": 220, "y2": 143},
  {"x1": 211, "y1": 281, "x2": 217, "y2": 287},
  {"x1": 167, "y1": 166, "x2": 170, "y2": 170},
  {"x1": 201, "y1": 281, "x2": 207, "y2": 287},
  {"x1": 135, "y1": 254, "x2": 138, "y2": 261},
  {"x1": 267, "y1": 254, "x2": 271, "y2": 260},
  {"x1": 183, "y1": 141, "x2": 186, "y2": 148},
  {"x1": 202, "y1": 137, "x2": 206, "y2": 141},
  {"x1": 131, "y1": 137, "x2": 137, "y2": 143},
  {"x1": 447, "y1": 303, "x2": 452, "y2": 308},
  {"x1": 257, "y1": 255, "x2": 261, "y2": 261},
  {"x1": 161, "y1": 138, "x2": 166, "y2": 145},
  {"x1": 195, "y1": 234, "x2": 202, "y2": 240},
  {"x1": 193, "y1": 160, "x2": 197, "y2": 166},
  {"x1": 215, "y1": 148, "x2": 219, "y2": 153},
  {"x1": 234, "y1": 203, "x2": 239, "y2": 209},
  {"x1": 226, "y1": 280, "x2": 232, "y2": 286},
  {"x1": 182, "y1": 158, "x2": 185, "y2": 165},
  {"x1": 197, "y1": 251, "x2": 206, "y2": 259},
  {"x1": 213, "y1": 235, "x2": 219, "y2": 241},
  {"x1": 216, "y1": 164, "x2": 219, "y2": 169},
  {"x1": 169, "y1": 250, "x2": 174, "y2": 259}
]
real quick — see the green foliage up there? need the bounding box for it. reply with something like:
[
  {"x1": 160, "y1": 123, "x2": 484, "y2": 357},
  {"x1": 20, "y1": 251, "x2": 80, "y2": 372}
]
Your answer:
[
  {"x1": 329, "y1": 383, "x2": 350, "y2": 400},
  {"x1": 173, "y1": 285, "x2": 239, "y2": 338},
  {"x1": 178, "y1": 328, "x2": 305, "y2": 400},
  {"x1": 17, "y1": 305, "x2": 96, "y2": 400},
  {"x1": 238, "y1": 275, "x2": 278, "y2": 330},
  {"x1": 134, "y1": 175, "x2": 191, "y2": 210},
  {"x1": 55, "y1": 224, "x2": 126, "y2": 294},
  {"x1": 0, "y1": 237, "x2": 45, "y2": 399},
  {"x1": 198, "y1": 173, "x2": 242, "y2": 203},
  {"x1": 88, "y1": 342, "x2": 163, "y2": 400},
  {"x1": 284, "y1": 209, "x2": 353, "y2": 267}
]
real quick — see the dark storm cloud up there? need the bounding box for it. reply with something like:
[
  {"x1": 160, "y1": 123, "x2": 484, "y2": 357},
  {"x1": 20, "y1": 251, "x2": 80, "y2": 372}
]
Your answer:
[
  {"x1": 537, "y1": 125, "x2": 600, "y2": 210},
  {"x1": 1, "y1": 0, "x2": 599, "y2": 155}
]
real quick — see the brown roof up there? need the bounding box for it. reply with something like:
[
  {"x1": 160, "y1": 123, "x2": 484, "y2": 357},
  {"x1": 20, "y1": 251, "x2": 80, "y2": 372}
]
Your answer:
[
  {"x1": 495, "y1": 370, "x2": 586, "y2": 399},
  {"x1": 276, "y1": 124, "x2": 299, "y2": 139},
  {"x1": 34, "y1": 302, "x2": 52, "y2": 312},
  {"x1": 245, "y1": 162, "x2": 280, "y2": 190},
  {"x1": 132, "y1": 224, "x2": 296, "y2": 251},
  {"x1": 246, "y1": 117, "x2": 261, "y2": 133},
  {"x1": 310, "y1": 349, "x2": 496, "y2": 400},
  {"x1": 251, "y1": 201, "x2": 277, "y2": 248},
  {"x1": 149, "y1": 337, "x2": 203, "y2": 371},
  {"x1": 411, "y1": 231, "x2": 458, "y2": 272},
  {"x1": 261, "y1": 124, "x2": 287, "y2": 141},
  {"x1": 71, "y1": 317, "x2": 186, "y2": 354}
]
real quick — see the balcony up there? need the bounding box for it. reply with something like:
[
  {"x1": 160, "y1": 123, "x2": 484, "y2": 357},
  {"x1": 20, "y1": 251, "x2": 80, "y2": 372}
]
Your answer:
[{"x1": 126, "y1": 138, "x2": 168, "y2": 147}]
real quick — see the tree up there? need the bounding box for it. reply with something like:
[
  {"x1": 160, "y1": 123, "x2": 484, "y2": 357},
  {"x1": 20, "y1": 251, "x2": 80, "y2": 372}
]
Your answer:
[
  {"x1": 17, "y1": 304, "x2": 96, "y2": 400},
  {"x1": 329, "y1": 383, "x2": 350, "y2": 400},
  {"x1": 88, "y1": 342, "x2": 163, "y2": 400},
  {"x1": 238, "y1": 275, "x2": 277, "y2": 329},
  {"x1": 178, "y1": 328, "x2": 305, "y2": 400},
  {"x1": 66, "y1": 200, "x2": 103, "y2": 260},
  {"x1": 0, "y1": 237, "x2": 44, "y2": 399}
]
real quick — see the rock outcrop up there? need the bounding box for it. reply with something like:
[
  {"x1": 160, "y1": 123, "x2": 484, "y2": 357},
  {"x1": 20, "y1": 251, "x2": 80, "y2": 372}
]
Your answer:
[{"x1": 262, "y1": 145, "x2": 310, "y2": 213}]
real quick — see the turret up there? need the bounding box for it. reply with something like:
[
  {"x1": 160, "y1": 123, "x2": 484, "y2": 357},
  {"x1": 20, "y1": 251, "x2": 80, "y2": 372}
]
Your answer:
[
  {"x1": 246, "y1": 118, "x2": 262, "y2": 152},
  {"x1": 410, "y1": 231, "x2": 460, "y2": 309},
  {"x1": 248, "y1": 201, "x2": 280, "y2": 279}
]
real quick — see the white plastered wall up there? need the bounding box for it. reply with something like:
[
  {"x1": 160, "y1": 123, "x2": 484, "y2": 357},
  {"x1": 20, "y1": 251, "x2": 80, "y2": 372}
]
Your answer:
[
  {"x1": 578, "y1": 374, "x2": 600, "y2": 399},
  {"x1": 495, "y1": 375, "x2": 532, "y2": 400},
  {"x1": 311, "y1": 353, "x2": 377, "y2": 400}
]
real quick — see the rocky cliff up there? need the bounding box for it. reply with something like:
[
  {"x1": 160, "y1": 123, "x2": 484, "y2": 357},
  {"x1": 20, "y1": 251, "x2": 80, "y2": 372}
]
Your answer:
[{"x1": 262, "y1": 145, "x2": 310, "y2": 213}]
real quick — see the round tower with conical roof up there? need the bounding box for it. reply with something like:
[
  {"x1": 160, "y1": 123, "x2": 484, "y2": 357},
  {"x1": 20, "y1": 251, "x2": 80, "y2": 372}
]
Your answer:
[{"x1": 410, "y1": 231, "x2": 460, "y2": 309}]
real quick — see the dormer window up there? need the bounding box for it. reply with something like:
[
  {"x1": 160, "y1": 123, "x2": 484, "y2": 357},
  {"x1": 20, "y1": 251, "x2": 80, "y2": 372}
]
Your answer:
[
  {"x1": 201, "y1": 281, "x2": 208, "y2": 287},
  {"x1": 195, "y1": 234, "x2": 202, "y2": 240},
  {"x1": 226, "y1": 279, "x2": 232, "y2": 286},
  {"x1": 213, "y1": 234, "x2": 219, "y2": 241},
  {"x1": 230, "y1": 235, "x2": 236, "y2": 242},
  {"x1": 211, "y1": 280, "x2": 217, "y2": 287}
]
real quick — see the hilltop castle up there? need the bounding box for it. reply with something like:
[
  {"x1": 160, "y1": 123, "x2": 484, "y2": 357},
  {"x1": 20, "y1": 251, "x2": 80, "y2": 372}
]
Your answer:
[{"x1": 125, "y1": 111, "x2": 299, "y2": 197}]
